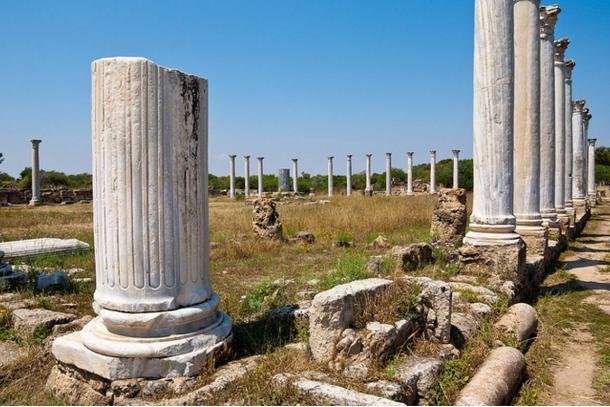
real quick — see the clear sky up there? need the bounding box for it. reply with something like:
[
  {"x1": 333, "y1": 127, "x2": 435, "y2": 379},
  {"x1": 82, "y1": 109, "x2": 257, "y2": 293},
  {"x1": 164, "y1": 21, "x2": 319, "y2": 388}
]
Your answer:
[{"x1": 0, "y1": 1, "x2": 608, "y2": 178}]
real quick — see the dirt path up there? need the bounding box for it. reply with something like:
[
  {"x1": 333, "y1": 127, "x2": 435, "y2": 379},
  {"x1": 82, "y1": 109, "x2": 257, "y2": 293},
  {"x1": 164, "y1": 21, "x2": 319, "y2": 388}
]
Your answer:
[{"x1": 546, "y1": 204, "x2": 610, "y2": 406}]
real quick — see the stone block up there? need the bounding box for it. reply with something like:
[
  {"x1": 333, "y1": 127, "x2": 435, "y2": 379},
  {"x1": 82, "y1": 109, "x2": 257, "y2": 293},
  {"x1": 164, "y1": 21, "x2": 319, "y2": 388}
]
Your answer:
[
  {"x1": 392, "y1": 356, "x2": 443, "y2": 399},
  {"x1": 405, "y1": 276, "x2": 452, "y2": 343},
  {"x1": 390, "y1": 243, "x2": 434, "y2": 272},
  {"x1": 12, "y1": 308, "x2": 77, "y2": 335},
  {"x1": 431, "y1": 188, "x2": 468, "y2": 246},
  {"x1": 0, "y1": 238, "x2": 89, "y2": 260},
  {"x1": 45, "y1": 365, "x2": 111, "y2": 405}
]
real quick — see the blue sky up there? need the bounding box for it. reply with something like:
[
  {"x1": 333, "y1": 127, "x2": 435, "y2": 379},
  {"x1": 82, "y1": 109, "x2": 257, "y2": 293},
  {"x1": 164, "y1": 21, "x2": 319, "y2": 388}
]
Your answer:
[{"x1": 0, "y1": 1, "x2": 608, "y2": 177}]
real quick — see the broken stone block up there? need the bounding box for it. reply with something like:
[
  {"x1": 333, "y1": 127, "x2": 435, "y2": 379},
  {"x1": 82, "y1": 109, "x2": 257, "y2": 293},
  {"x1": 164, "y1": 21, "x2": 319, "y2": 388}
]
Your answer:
[
  {"x1": 430, "y1": 188, "x2": 467, "y2": 246},
  {"x1": 45, "y1": 365, "x2": 110, "y2": 406},
  {"x1": 393, "y1": 356, "x2": 443, "y2": 399},
  {"x1": 451, "y1": 312, "x2": 481, "y2": 347},
  {"x1": 296, "y1": 231, "x2": 315, "y2": 244},
  {"x1": 12, "y1": 308, "x2": 77, "y2": 335},
  {"x1": 449, "y1": 282, "x2": 499, "y2": 304},
  {"x1": 52, "y1": 315, "x2": 93, "y2": 336},
  {"x1": 468, "y1": 302, "x2": 493, "y2": 317},
  {"x1": 366, "y1": 255, "x2": 386, "y2": 274},
  {"x1": 252, "y1": 199, "x2": 282, "y2": 240},
  {"x1": 365, "y1": 380, "x2": 412, "y2": 403},
  {"x1": 0, "y1": 238, "x2": 90, "y2": 260},
  {"x1": 390, "y1": 243, "x2": 434, "y2": 271},
  {"x1": 406, "y1": 276, "x2": 452, "y2": 343},
  {"x1": 0, "y1": 341, "x2": 27, "y2": 369}
]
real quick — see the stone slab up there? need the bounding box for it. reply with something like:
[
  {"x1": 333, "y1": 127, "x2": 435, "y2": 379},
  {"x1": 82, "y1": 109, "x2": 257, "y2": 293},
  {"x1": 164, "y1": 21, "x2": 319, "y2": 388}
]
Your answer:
[
  {"x1": 0, "y1": 238, "x2": 90, "y2": 260},
  {"x1": 0, "y1": 341, "x2": 27, "y2": 369},
  {"x1": 12, "y1": 308, "x2": 77, "y2": 335}
]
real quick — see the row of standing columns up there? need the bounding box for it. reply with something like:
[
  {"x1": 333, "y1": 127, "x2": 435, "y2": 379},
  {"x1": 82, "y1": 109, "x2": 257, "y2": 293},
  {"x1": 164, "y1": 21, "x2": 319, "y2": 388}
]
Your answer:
[{"x1": 226, "y1": 150, "x2": 462, "y2": 197}]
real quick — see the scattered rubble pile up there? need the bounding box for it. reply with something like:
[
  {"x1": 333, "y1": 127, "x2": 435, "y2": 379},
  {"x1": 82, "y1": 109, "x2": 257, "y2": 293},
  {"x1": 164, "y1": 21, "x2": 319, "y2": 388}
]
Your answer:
[
  {"x1": 252, "y1": 198, "x2": 283, "y2": 240},
  {"x1": 430, "y1": 188, "x2": 468, "y2": 246}
]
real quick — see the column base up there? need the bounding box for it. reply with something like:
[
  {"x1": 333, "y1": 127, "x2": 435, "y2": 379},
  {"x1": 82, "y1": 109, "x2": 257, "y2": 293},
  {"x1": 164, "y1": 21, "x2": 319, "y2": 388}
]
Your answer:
[
  {"x1": 515, "y1": 225, "x2": 548, "y2": 257},
  {"x1": 364, "y1": 189, "x2": 373, "y2": 197},
  {"x1": 29, "y1": 199, "x2": 41, "y2": 206},
  {"x1": 588, "y1": 193, "x2": 597, "y2": 207},
  {"x1": 52, "y1": 312, "x2": 232, "y2": 380}
]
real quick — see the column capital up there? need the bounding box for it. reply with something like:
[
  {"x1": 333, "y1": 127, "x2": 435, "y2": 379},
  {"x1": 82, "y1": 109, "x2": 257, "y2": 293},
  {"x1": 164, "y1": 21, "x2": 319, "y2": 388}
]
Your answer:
[
  {"x1": 564, "y1": 59, "x2": 576, "y2": 80},
  {"x1": 228, "y1": 154, "x2": 236, "y2": 159},
  {"x1": 554, "y1": 37, "x2": 570, "y2": 62},
  {"x1": 243, "y1": 155, "x2": 250, "y2": 159},
  {"x1": 346, "y1": 154, "x2": 352, "y2": 159},
  {"x1": 386, "y1": 152, "x2": 392, "y2": 157},
  {"x1": 588, "y1": 138, "x2": 597, "y2": 146},
  {"x1": 30, "y1": 139, "x2": 42, "y2": 146},
  {"x1": 572, "y1": 99, "x2": 586, "y2": 113},
  {"x1": 256, "y1": 156, "x2": 264, "y2": 161},
  {"x1": 291, "y1": 158, "x2": 298, "y2": 162},
  {"x1": 407, "y1": 151, "x2": 414, "y2": 157},
  {"x1": 430, "y1": 150, "x2": 436, "y2": 155},
  {"x1": 365, "y1": 153, "x2": 373, "y2": 158},
  {"x1": 327, "y1": 155, "x2": 334, "y2": 160},
  {"x1": 452, "y1": 149, "x2": 461, "y2": 155},
  {"x1": 539, "y1": 5, "x2": 560, "y2": 39},
  {"x1": 584, "y1": 111, "x2": 592, "y2": 123}
]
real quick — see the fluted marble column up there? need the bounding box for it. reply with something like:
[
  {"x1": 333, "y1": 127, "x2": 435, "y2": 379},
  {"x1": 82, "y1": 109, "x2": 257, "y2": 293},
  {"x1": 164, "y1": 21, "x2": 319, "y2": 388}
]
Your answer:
[
  {"x1": 244, "y1": 156, "x2": 251, "y2": 197},
  {"x1": 539, "y1": 5, "x2": 560, "y2": 228},
  {"x1": 583, "y1": 110, "x2": 592, "y2": 202},
  {"x1": 365, "y1": 153, "x2": 372, "y2": 196},
  {"x1": 29, "y1": 139, "x2": 42, "y2": 206},
  {"x1": 554, "y1": 37, "x2": 570, "y2": 225},
  {"x1": 327, "y1": 156, "x2": 334, "y2": 197},
  {"x1": 346, "y1": 155, "x2": 353, "y2": 196},
  {"x1": 429, "y1": 150, "x2": 437, "y2": 194},
  {"x1": 385, "y1": 153, "x2": 392, "y2": 196},
  {"x1": 228, "y1": 155, "x2": 236, "y2": 198},
  {"x1": 588, "y1": 138, "x2": 597, "y2": 205},
  {"x1": 52, "y1": 57, "x2": 232, "y2": 380},
  {"x1": 564, "y1": 59, "x2": 575, "y2": 211},
  {"x1": 572, "y1": 100, "x2": 586, "y2": 207},
  {"x1": 257, "y1": 157, "x2": 264, "y2": 196},
  {"x1": 407, "y1": 152, "x2": 414, "y2": 195},
  {"x1": 291, "y1": 159, "x2": 298, "y2": 193},
  {"x1": 464, "y1": 0, "x2": 520, "y2": 245},
  {"x1": 513, "y1": 0, "x2": 546, "y2": 252},
  {"x1": 452, "y1": 150, "x2": 460, "y2": 189}
]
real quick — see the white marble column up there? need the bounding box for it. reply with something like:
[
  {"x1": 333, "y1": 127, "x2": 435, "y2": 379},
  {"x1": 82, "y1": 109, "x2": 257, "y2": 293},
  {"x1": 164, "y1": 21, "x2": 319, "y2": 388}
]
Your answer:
[
  {"x1": 554, "y1": 37, "x2": 570, "y2": 225},
  {"x1": 228, "y1": 155, "x2": 236, "y2": 198},
  {"x1": 365, "y1": 153, "x2": 372, "y2": 196},
  {"x1": 588, "y1": 138, "x2": 597, "y2": 205},
  {"x1": 257, "y1": 157, "x2": 264, "y2": 197},
  {"x1": 452, "y1": 150, "x2": 460, "y2": 189},
  {"x1": 29, "y1": 139, "x2": 42, "y2": 206},
  {"x1": 571, "y1": 100, "x2": 586, "y2": 207},
  {"x1": 291, "y1": 158, "x2": 298, "y2": 193},
  {"x1": 407, "y1": 152, "x2": 414, "y2": 195},
  {"x1": 52, "y1": 57, "x2": 231, "y2": 380},
  {"x1": 243, "y1": 155, "x2": 251, "y2": 197},
  {"x1": 539, "y1": 5, "x2": 560, "y2": 227},
  {"x1": 346, "y1": 155, "x2": 353, "y2": 196},
  {"x1": 429, "y1": 150, "x2": 437, "y2": 194},
  {"x1": 583, "y1": 110, "x2": 592, "y2": 201},
  {"x1": 464, "y1": 0, "x2": 520, "y2": 245},
  {"x1": 513, "y1": 0, "x2": 545, "y2": 249},
  {"x1": 385, "y1": 153, "x2": 392, "y2": 196},
  {"x1": 564, "y1": 59, "x2": 575, "y2": 211},
  {"x1": 327, "y1": 156, "x2": 334, "y2": 197}
]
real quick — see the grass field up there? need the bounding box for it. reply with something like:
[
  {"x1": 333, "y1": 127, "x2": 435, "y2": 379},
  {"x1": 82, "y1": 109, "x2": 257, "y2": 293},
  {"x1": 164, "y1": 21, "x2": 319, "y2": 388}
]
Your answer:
[{"x1": 0, "y1": 193, "x2": 465, "y2": 404}]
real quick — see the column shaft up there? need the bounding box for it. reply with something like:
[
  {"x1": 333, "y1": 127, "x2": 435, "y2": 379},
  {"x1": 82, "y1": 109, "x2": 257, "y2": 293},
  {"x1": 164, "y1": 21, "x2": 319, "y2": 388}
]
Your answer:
[
  {"x1": 407, "y1": 152, "x2": 413, "y2": 195},
  {"x1": 588, "y1": 138, "x2": 597, "y2": 202},
  {"x1": 29, "y1": 140, "x2": 42, "y2": 206},
  {"x1": 228, "y1": 155, "x2": 236, "y2": 198},
  {"x1": 554, "y1": 38, "x2": 570, "y2": 222},
  {"x1": 327, "y1": 156, "x2": 334, "y2": 197},
  {"x1": 429, "y1": 151, "x2": 436, "y2": 194},
  {"x1": 346, "y1": 155, "x2": 353, "y2": 196},
  {"x1": 257, "y1": 157, "x2": 264, "y2": 197},
  {"x1": 244, "y1": 156, "x2": 250, "y2": 197},
  {"x1": 571, "y1": 100, "x2": 586, "y2": 202},
  {"x1": 385, "y1": 153, "x2": 392, "y2": 196},
  {"x1": 365, "y1": 154, "x2": 372, "y2": 194},
  {"x1": 452, "y1": 150, "x2": 460, "y2": 189},
  {"x1": 564, "y1": 60, "x2": 575, "y2": 208},
  {"x1": 292, "y1": 159, "x2": 298, "y2": 193}
]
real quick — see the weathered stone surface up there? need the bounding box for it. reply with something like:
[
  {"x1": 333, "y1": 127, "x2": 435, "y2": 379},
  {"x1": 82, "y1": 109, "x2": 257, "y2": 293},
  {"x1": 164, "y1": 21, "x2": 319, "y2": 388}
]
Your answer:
[
  {"x1": 449, "y1": 282, "x2": 499, "y2": 304},
  {"x1": 431, "y1": 188, "x2": 467, "y2": 246},
  {"x1": 273, "y1": 373, "x2": 405, "y2": 406},
  {"x1": 0, "y1": 341, "x2": 27, "y2": 369},
  {"x1": 406, "y1": 276, "x2": 452, "y2": 343},
  {"x1": 455, "y1": 346, "x2": 526, "y2": 405},
  {"x1": 365, "y1": 380, "x2": 413, "y2": 403},
  {"x1": 451, "y1": 312, "x2": 481, "y2": 347},
  {"x1": 391, "y1": 243, "x2": 434, "y2": 271},
  {"x1": 0, "y1": 238, "x2": 89, "y2": 260},
  {"x1": 366, "y1": 255, "x2": 385, "y2": 275},
  {"x1": 45, "y1": 365, "x2": 111, "y2": 406},
  {"x1": 438, "y1": 343, "x2": 460, "y2": 361},
  {"x1": 494, "y1": 303, "x2": 538, "y2": 343},
  {"x1": 392, "y1": 356, "x2": 442, "y2": 399},
  {"x1": 369, "y1": 235, "x2": 391, "y2": 249},
  {"x1": 12, "y1": 308, "x2": 77, "y2": 335},
  {"x1": 309, "y1": 278, "x2": 393, "y2": 363},
  {"x1": 52, "y1": 315, "x2": 93, "y2": 336},
  {"x1": 252, "y1": 198, "x2": 283, "y2": 240},
  {"x1": 295, "y1": 231, "x2": 315, "y2": 244},
  {"x1": 469, "y1": 302, "x2": 492, "y2": 317}
]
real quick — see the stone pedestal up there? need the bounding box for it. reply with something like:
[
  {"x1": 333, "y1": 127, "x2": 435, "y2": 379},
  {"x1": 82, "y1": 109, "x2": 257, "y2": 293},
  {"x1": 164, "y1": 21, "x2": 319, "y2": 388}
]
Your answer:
[
  {"x1": 513, "y1": 0, "x2": 547, "y2": 257},
  {"x1": 539, "y1": 5, "x2": 560, "y2": 230},
  {"x1": 588, "y1": 138, "x2": 597, "y2": 206},
  {"x1": 429, "y1": 150, "x2": 437, "y2": 194},
  {"x1": 346, "y1": 155, "x2": 352, "y2": 196},
  {"x1": 554, "y1": 38, "x2": 570, "y2": 228},
  {"x1": 257, "y1": 157, "x2": 264, "y2": 197},
  {"x1": 228, "y1": 155, "x2": 236, "y2": 198},
  {"x1": 407, "y1": 152, "x2": 414, "y2": 195},
  {"x1": 291, "y1": 159, "x2": 298, "y2": 194},
  {"x1": 452, "y1": 150, "x2": 460, "y2": 189},
  {"x1": 365, "y1": 154, "x2": 372, "y2": 196},
  {"x1": 52, "y1": 57, "x2": 232, "y2": 381},
  {"x1": 278, "y1": 168, "x2": 290, "y2": 192},
  {"x1": 244, "y1": 156, "x2": 251, "y2": 197},
  {"x1": 327, "y1": 156, "x2": 334, "y2": 197},
  {"x1": 29, "y1": 139, "x2": 42, "y2": 206},
  {"x1": 385, "y1": 153, "x2": 392, "y2": 196}
]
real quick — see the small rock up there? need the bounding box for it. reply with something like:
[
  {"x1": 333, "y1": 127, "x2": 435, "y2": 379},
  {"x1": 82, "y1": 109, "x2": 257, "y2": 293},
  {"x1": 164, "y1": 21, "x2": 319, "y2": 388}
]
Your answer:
[
  {"x1": 66, "y1": 268, "x2": 85, "y2": 276},
  {"x1": 390, "y1": 243, "x2": 434, "y2": 272},
  {"x1": 451, "y1": 312, "x2": 480, "y2": 347},
  {"x1": 0, "y1": 341, "x2": 27, "y2": 368},
  {"x1": 342, "y1": 361, "x2": 370, "y2": 380},
  {"x1": 366, "y1": 255, "x2": 386, "y2": 274},
  {"x1": 111, "y1": 379, "x2": 140, "y2": 398},
  {"x1": 369, "y1": 235, "x2": 390, "y2": 249},
  {"x1": 365, "y1": 380, "x2": 407, "y2": 402},
  {"x1": 45, "y1": 365, "x2": 110, "y2": 405},
  {"x1": 296, "y1": 231, "x2": 316, "y2": 244},
  {"x1": 306, "y1": 279, "x2": 320, "y2": 287},
  {"x1": 469, "y1": 302, "x2": 492, "y2": 317},
  {"x1": 12, "y1": 308, "x2": 77, "y2": 335},
  {"x1": 393, "y1": 356, "x2": 442, "y2": 398},
  {"x1": 438, "y1": 343, "x2": 460, "y2": 361},
  {"x1": 284, "y1": 342, "x2": 308, "y2": 353}
]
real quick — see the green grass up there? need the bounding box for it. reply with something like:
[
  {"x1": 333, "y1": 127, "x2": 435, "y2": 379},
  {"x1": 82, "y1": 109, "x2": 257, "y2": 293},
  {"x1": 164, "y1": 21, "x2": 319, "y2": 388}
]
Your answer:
[{"x1": 321, "y1": 252, "x2": 370, "y2": 289}]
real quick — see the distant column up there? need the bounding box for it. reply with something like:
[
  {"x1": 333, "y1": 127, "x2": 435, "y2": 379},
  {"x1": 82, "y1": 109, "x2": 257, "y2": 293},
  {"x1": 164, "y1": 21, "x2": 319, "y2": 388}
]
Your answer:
[
  {"x1": 583, "y1": 110, "x2": 592, "y2": 201},
  {"x1": 407, "y1": 152, "x2": 414, "y2": 195},
  {"x1": 385, "y1": 153, "x2": 392, "y2": 196},
  {"x1": 278, "y1": 168, "x2": 290, "y2": 192},
  {"x1": 554, "y1": 37, "x2": 570, "y2": 225},
  {"x1": 452, "y1": 149, "x2": 460, "y2": 189},
  {"x1": 291, "y1": 159, "x2": 298, "y2": 193},
  {"x1": 346, "y1": 155, "x2": 353, "y2": 196},
  {"x1": 228, "y1": 155, "x2": 236, "y2": 198},
  {"x1": 464, "y1": 0, "x2": 520, "y2": 246},
  {"x1": 365, "y1": 153, "x2": 372, "y2": 196},
  {"x1": 571, "y1": 100, "x2": 586, "y2": 207},
  {"x1": 29, "y1": 139, "x2": 42, "y2": 206},
  {"x1": 257, "y1": 157, "x2": 264, "y2": 197},
  {"x1": 244, "y1": 155, "x2": 251, "y2": 197},
  {"x1": 327, "y1": 156, "x2": 334, "y2": 197},
  {"x1": 588, "y1": 138, "x2": 597, "y2": 205},
  {"x1": 429, "y1": 150, "x2": 437, "y2": 194},
  {"x1": 539, "y1": 5, "x2": 560, "y2": 227},
  {"x1": 564, "y1": 59, "x2": 575, "y2": 211}
]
